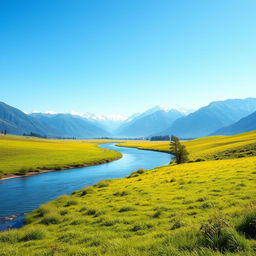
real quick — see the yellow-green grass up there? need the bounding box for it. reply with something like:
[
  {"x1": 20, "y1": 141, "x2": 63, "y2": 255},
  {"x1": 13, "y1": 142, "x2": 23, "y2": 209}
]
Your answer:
[
  {"x1": 118, "y1": 131, "x2": 256, "y2": 161},
  {"x1": 0, "y1": 135, "x2": 121, "y2": 178},
  {"x1": 1, "y1": 156, "x2": 256, "y2": 255}
]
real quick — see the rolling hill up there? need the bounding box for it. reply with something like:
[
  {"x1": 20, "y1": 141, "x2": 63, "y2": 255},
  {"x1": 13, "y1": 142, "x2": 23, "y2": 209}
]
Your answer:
[
  {"x1": 119, "y1": 130, "x2": 256, "y2": 161},
  {"x1": 2, "y1": 131, "x2": 256, "y2": 255}
]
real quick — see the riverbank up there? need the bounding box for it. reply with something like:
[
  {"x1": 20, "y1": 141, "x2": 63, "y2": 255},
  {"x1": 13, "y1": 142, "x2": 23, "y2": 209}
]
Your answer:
[
  {"x1": 118, "y1": 130, "x2": 256, "y2": 161},
  {"x1": 0, "y1": 157, "x2": 122, "y2": 181},
  {"x1": 1, "y1": 153, "x2": 256, "y2": 255},
  {"x1": 0, "y1": 135, "x2": 122, "y2": 178},
  {"x1": 0, "y1": 143, "x2": 170, "y2": 231},
  {"x1": 1, "y1": 133, "x2": 256, "y2": 255}
]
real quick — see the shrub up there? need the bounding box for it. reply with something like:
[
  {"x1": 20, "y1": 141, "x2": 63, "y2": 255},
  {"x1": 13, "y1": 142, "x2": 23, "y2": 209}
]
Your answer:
[
  {"x1": 59, "y1": 209, "x2": 68, "y2": 216},
  {"x1": 0, "y1": 170, "x2": 3, "y2": 179},
  {"x1": 80, "y1": 187, "x2": 93, "y2": 196},
  {"x1": 70, "y1": 219, "x2": 84, "y2": 225},
  {"x1": 102, "y1": 220, "x2": 116, "y2": 226},
  {"x1": 199, "y1": 215, "x2": 248, "y2": 252},
  {"x1": 94, "y1": 181, "x2": 109, "y2": 188},
  {"x1": 136, "y1": 168, "x2": 145, "y2": 174},
  {"x1": 85, "y1": 208, "x2": 104, "y2": 217},
  {"x1": 21, "y1": 227, "x2": 47, "y2": 241},
  {"x1": 197, "y1": 197, "x2": 207, "y2": 202},
  {"x1": 37, "y1": 205, "x2": 56, "y2": 217},
  {"x1": 65, "y1": 200, "x2": 78, "y2": 207},
  {"x1": 119, "y1": 206, "x2": 134, "y2": 212},
  {"x1": 200, "y1": 202, "x2": 213, "y2": 209},
  {"x1": 130, "y1": 223, "x2": 153, "y2": 232},
  {"x1": 0, "y1": 230, "x2": 21, "y2": 243},
  {"x1": 195, "y1": 158, "x2": 205, "y2": 162},
  {"x1": 58, "y1": 231, "x2": 81, "y2": 243},
  {"x1": 113, "y1": 191, "x2": 128, "y2": 196},
  {"x1": 127, "y1": 169, "x2": 145, "y2": 178},
  {"x1": 86, "y1": 208, "x2": 97, "y2": 216},
  {"x1": 41, "y1": 214, "x2": 61, "y2": 225},
  {"x1": 237, "y1": 206, "x2": 256, "y2": 239},
  {"x1": 24, "y1": 214, "x2": 34, "y2": 224},
  {"x1": 54, "y1": 166, "x2": 63, "y2": 170},
  {"x1": 170, "y1": 219, "x2": 185, "y2": 230},
  {"x1": 16, "y1": 169, "x2": 28, "y2": 175},
  {"x1": 152, "y1": 210, "x2": 162, "y2": 218},
  {"x1": 130, "y1": 225, "x2": 143, "y2": 232},
  {"x1": 164, "y1": 230, "x2": 198, "y2": 251}
]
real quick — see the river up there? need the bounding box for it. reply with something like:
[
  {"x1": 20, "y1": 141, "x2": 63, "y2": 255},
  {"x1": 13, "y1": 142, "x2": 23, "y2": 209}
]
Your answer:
[{"x1": 0, "y1": 143, "x2": 171, "y2": 230}]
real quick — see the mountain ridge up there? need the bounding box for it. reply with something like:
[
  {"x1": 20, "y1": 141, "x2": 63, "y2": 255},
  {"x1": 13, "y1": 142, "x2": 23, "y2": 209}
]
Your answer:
[
  {"x1": 212, "y1": 110, "x2": 256, "y2": 135},
  {"x1": 155, "y1": 98, "x2": 256, "y2": 138}
]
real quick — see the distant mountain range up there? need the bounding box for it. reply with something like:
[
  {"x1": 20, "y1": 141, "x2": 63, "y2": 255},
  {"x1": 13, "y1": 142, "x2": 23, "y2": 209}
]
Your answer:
[
  {"x1": 155, "y1": 98, "x2": 256, "y2": 138},
  {"x1": 30, "y1": 113, "x2": 110, "y2": 138},
  {"x1": 1, "y1": 98, "x2": 256, "y2": 138},
  {"x1": 212, "y1": 110, "x2": 256, "y2": 136},
  {"x1": 0, "y1": 102, "x2": 57, "y2": 136},
  {"x1": 0, "y1": 102, "x2": 110, "y2": 138},
  {"x1": 115, "y1": 106, "x2": 184, "y2": 137}
]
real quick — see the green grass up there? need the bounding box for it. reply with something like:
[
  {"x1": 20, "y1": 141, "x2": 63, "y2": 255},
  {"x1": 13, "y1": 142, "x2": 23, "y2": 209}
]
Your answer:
[
  {"x1": 0, "y1": 135, "x2": 121, "y2": 177},
  {"x1": 118, "y1": 130, "x2": 256, "y2": 161},
  {"x1": 1, "y1": 132, "x2": 256, "y2": 255},
  {"x1": 1, "y1": 150, "x2": 256, "y2": 255}
]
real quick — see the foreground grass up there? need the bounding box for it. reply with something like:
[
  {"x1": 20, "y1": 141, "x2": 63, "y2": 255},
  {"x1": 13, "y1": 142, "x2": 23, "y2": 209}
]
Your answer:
[
  {"x1": 1, "y1": 155, "x2": 256, "y2": 255},
  {"x1": 118, "y1": 131, "x2": 256, "y2": 161},
  {"x1": 0, "y1": 135, "x2": 121, "y2": 178}
]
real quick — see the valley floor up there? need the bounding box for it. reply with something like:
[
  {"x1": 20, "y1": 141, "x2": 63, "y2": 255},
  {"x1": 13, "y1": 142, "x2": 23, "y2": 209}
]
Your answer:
[
  {"x1": 118, "y1": 130, "x2": 256, "y2": 161},
  {"x1": 0, "y1": 135, "x2": 121, "y2": 179},
  {"x1": 1, "y1": 132, "x2": 256, "y2": 255}
]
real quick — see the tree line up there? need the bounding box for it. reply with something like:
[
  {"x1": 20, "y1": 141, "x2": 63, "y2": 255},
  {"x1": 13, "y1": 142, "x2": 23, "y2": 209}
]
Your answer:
[{"x1": 1, "y1": 130, "x2": 7, "y2": 135}]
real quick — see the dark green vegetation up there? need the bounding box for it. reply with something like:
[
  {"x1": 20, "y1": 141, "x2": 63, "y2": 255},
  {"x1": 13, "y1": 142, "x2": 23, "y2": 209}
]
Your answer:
[
  {"x1": 150, "y1": 135, "x2": 170, "y2": 141},
  {"x1": 170, "y1": 135, "x2": 189, "y2": 164},
  {"x1": 210, "y1": 143, "x2": 256, "y2": 160},
  {"x1": 119, "y1": 131, "x2": 256, "y2": 162},
  {"x1": 1, "y1": 132, "x2": 256, "y2": 255}
]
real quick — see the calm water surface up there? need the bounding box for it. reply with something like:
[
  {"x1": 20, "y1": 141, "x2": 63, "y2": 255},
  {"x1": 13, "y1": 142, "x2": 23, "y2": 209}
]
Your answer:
[{"x1": 0, "y1": 143, "x2": 170, "y2": 230}]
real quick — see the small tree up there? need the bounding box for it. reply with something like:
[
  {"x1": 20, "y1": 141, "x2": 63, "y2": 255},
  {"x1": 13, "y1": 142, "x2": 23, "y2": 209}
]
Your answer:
[{"x1": 170, "y1": 135, "x2": 189, "y2": 164}]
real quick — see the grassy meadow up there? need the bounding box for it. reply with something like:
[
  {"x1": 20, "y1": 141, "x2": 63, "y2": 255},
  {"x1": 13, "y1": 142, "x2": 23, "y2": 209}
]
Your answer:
[
  {"x1": 1, "y1": 132, "x2": 256, "y2": 255},
  {"x1": 0, "y1": 135, "x2": 121, "y2": 178},
  {"x1": 118, "y1": 131, "x2": 256, "y2": 161}
]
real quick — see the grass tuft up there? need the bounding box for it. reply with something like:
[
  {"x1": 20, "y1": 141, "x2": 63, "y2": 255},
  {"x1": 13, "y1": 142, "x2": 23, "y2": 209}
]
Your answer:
[{"x1": 236, "y1": 205, "x2": 256, "y2": 239}]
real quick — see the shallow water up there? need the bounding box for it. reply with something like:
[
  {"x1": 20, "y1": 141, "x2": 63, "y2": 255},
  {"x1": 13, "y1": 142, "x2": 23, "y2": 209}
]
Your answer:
[{"x1": 0, "y1": 143, "x2": 170, "y2": 230}]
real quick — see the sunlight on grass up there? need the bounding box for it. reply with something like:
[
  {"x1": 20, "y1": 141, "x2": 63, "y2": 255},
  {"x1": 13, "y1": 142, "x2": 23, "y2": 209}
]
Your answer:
[
  {"x1": 118, "y1": 130, "x2": 256, "y2": 161},
  {"x1": 0, "y1": 135, "x2": 121, "y2": 176},
  {"x1": 1, "y1": 154, "x2": 256, "y2": 255},
  {"x1": 1, "y1": 132, "x2": 256, "y2": 255}
]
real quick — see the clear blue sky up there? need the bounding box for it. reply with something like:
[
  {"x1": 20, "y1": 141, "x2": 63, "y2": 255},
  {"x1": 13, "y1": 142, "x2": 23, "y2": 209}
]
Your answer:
[{"x1": 0, "y1": 0, "x2": 256, "y2": 115}]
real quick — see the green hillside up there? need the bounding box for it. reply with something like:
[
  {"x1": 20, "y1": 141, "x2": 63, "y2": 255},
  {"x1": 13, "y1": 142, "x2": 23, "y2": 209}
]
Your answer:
[
  {"x1": 1, "y1": 132, "x2": 256, "y2": 255},
  {"x1": 0, "y1": 135, "x2": 121, "y2": 178},
  {"x1": 118, "y1": 131, "x2": 256, "y2": 161}
]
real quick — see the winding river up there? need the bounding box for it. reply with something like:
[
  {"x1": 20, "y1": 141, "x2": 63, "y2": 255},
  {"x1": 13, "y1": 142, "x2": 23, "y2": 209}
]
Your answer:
[{"x1": 0, "y1": 143, "x2": 170, "y2": 230}]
